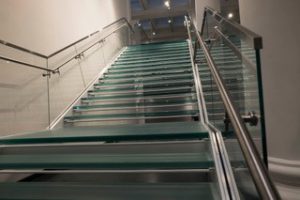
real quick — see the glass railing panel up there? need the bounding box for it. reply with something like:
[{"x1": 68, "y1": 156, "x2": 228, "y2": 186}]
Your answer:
[
  {"x1": 0, "y1": 41, "x2": 46, "y2": 67},
  {"x1": 199, "y1": 8, "x2": 271, "y2": 198},
  {"x1": 197, "y1": 47, "x2": 262, "y2": 199},
  {"x1": 0, "y1": 40, "x2": 50, "y2": 137},
  {"x1": 0, "y1": 59, "x2": 49, "y2": 137},
  {"x1": 48, "y1": 57, "x2": 87, "y2": 124},
  {"x1": 201, "y1": 10, "x2": 264, "y2": 155},
  {"x1": 0, "y1": 20, "x2": 132, "y2": 135},
  {"x1": 102, "y1": 26, "x2": 129, "y2": 63},
  {"x1": 212, "y1": 40, "x2": 261, "y2": 151},
  {"x1": 225, "y1": 137, "x2": 261, "y2": 199},
  {"x1": 47, "y1": 25, "x2": 130, "y2": 127}
]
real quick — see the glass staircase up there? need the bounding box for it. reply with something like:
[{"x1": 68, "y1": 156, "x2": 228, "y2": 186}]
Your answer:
[
  {"x1": 64, "y1": 41, "x2": 199, "y2": 125},
  {"x1": 0, "y1": 41, "x2": 225, "y2": 200},
  {"x1": 0, "y1": 8, "x2": 280, "y2": 200}
]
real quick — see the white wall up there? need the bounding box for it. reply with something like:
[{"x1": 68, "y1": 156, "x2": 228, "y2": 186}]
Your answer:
[
  {"x1": 195, "y1": 0, "x2": 220, "y2": 28},
  {"x1": 0, "y1": 0, "x2": 129, "y2": 55},
  {"x1": 239, "y1": 0, "x2": 300, "y2": 194},
  {"x1": 0, "y1": 0, "x2": 129, "y2": 136}
]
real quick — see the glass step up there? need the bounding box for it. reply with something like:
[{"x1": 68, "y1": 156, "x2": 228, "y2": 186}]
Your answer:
[
  {"x1": 126, "y1": 43, "x2": 188, "y2": 50},
  {"x1": 81, "y1": 93, "x2": 196, "y2": 103},
  {"x1": 88, "y1": 85, "x2": 194, "y2": 96},
  {"x1": 110, "y1": 62, "x2": 191, "y2": 71},
  {"x1": 204, "y1": 90, "x2": 258, "y2": 102},
  {"x1": 108, "y1": 65, "x2": 191, "y2": 74},
  {"x1": 127, "y1": 42, "x2": 187, "y2": 50},
  {"x1": 123, "y1": 45, "x2": 188, "y2": 55},
  {"x1": 0, "y1": 122, "x2": 208, "y2": 144},
  {"x1": 64, "y1": 110, "x2": 199, "y2": 123},
  {"x1": 111, "y1": 60, "x2": 191, "y2": 69},
  {"x1": 120, "y1": 49, "x2": 189, "y2": 57},
  {"x1": 102, "y1": 70, "x2": 193, "y2": 81},
  {"x1": 90, "y1": 80, "x2": 194, "y2": 93},
  {"x1": 117, "y1": 52, "x2": 190, "y2": 62},
  {"x1": 74, "y1": 99, "x2": 197, "y2": 112},
  {"x1": 0, "y1": 182, "x2": 217, "y2": 200},
  {"x1": 123, "y1": 49, "x2": 189, "y2": 57},
  {"x1": 200, "y1": 75, "x2": 256, "y2": 85},
  {"x1": 98, "y1": 74, "x2": 193, "y2": 86},
  {"x1": 115, "y1": 55, "x2": 190, "y2": 65},
  {"x1": 0, "y1": 152, "x2": 211, "y2": 170}
]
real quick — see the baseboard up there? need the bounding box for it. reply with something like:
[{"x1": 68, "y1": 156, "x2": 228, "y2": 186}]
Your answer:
[
  {"x1": 269, "y1": 157, "x2": 300, "y2": 186},
  {"x1": 276, "y1": 183, "x2": 300, "y2": 200}
]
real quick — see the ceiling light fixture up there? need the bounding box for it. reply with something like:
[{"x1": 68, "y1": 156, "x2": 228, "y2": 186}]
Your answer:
[
  {"x1": 168, "y1": 19, "x2": 172, "y2": 23},
  {"x1": 164, "y1": 1, "x2": 170, "y2": 9},
  {"x1": 227, "y1": 13, "x2": 234, "y2": 19},
  {"x1": 152, "y1": 32, "x2": 156, "y2": 36}
]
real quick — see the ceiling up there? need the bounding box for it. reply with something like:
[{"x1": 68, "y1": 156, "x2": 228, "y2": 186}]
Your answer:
[{"x1": 130, "y1": 0, "x2": 194, "y2": 42}]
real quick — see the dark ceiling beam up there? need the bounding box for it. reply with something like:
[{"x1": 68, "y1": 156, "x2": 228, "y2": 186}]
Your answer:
[
  {"x1": 132, "y1": 5, "x2": 190, "y2": 20},
  {"x1": 168, "y1": 17, "x2": 174, "y2": 32},
  {"x1": 139, "y1": 0, "x2": 147, "y2": 9},
  {"x1": 139, "y1": 0, "x2": 156, "y2": 33},
  {"x1": 142, "y1": 31, "x2": 187, "y2": 42},
  {"x1": 168, "y1": 0, "x2": 174, "y2": 32},
  {"x1": 142, "y1": 27, "x2": 187, "y2": 40}
]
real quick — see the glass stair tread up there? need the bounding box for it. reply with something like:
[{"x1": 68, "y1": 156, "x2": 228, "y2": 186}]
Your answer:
[
  {"x1": 0, "y1": 182, "x2": 216, "y2": 200},
  {"x1": 111, "y1": 63, "x2": 191, "y2": 70},
  {"x1": 108, "y1": 66, "x2": 191, "y2": 75},
  {"x1": 117, "y1": 53, "x2": 190, "y2": 62},
  {"x1": 102, "y1": 70, "x2": 192, "y2": 80},
  {"x1": 123, "y1": 50, "x2": 189, "y2": 57},
  {"x1": 115, "y1": 56, "x2": 190, "y2": 65},
  {"x1": 90, "y1": 81, "x2": 194, "y2": 93},
  {"x1": 74, "y1": 99, "x2": 197, "y2": 111},
  {"x1": 128, "y1": 40, "x2": 186, "y2": 46},
  {"x1": 81, "y1": 93, "x2": 196, "y2": 103},
  {"x1": 105, "y1": 69, "x2": 192, "y2": 78},
  {"x1": 64, "y1": 110, "x2": 199, "y2": 122},
  {"x1": 0, "y1": 122, "x2": 208, "y2": 145},
  {"x1": 87, "y1": 86, "x2": 194, "y2": 96},
  {"x1": 98, "y1": 75, "x2": 193, "y2": 86},
  {"x1": 121, "y1": 49, "x2": 189, "y2": 58},
  {"x1": 126, "y1": 44, "x2": 188, "y2": 50},
  {"x1": 124, "y1": 47, "x2": 188, "y2": 54},
  {"x1": 127, "y1": 42, "x2": 187, "y2": 49},
  {"x1": 111, "y1": 61, "x2": 191, "y2": 69},
  {"x1": 0, "y1": 152, "x2": 212, "y2": 169}
]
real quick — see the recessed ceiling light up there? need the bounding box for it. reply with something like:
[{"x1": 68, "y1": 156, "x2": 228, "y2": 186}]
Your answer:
[
  {"x1": 168, "y1": 19, "x2": 172, "y2": 23},
  {"x1": 164, "y1": 1, "x2": 170, "y2": 9},
  {"x1": 228, "y1": 13, "x2": 234, "y2": 19}
]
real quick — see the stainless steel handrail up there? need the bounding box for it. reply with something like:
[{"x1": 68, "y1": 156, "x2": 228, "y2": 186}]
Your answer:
[
  {"x1": 103, "y1": 17, "x2": 134, "y2": 33},
  {"x1": 185, "y1": 17, "x2": 280, "y2": 199},
  {"x1": 54, "y1": 23, "x2": 129, "y2": 72},
  {"x1": 202, "y1": 7, "x2": 262, "y2": 50},
  {"x1": 0, "y1": 17, "x2": 133, "y2": 73},
  {"x1": 47, "y1": 30, "x2": 100, "y2": 58},
  {"x1": 50, "y1": 17, "x2": 134, "y2": 59},
  {"x1": 0, "y1": 40, "x2": 48, "y2": 58},
  {"x1": 0, "y1": 55, "x2": 56, "y2": 73}
]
